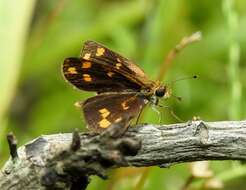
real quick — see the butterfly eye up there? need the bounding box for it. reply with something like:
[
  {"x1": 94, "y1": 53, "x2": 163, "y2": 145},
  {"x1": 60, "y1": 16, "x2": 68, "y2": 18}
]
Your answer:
[{"x1": 155, "y1": 86, "x2": 166, "y2": 97}]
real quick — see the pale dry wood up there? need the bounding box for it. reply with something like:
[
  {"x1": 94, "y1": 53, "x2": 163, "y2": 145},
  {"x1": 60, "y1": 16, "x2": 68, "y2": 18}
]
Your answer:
[{"x1": 1, "y1": 120, "x2": 246, "y2": 190}]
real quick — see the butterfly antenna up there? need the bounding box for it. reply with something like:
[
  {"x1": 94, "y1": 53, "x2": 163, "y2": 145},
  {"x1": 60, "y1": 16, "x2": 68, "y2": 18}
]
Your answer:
[
  {"x1": 171, "y1": 94, "x2": 182, "y2": 102},
  {"x1": 167, "y1": 75, "x2": 198, "y2": 87}
]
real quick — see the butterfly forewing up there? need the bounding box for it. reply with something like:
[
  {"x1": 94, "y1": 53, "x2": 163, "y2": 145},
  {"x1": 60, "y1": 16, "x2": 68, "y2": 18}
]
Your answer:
[
  {"x1": 80, "y1": 40, "x2": 155, "y2": 88},
  {"x1": 63, "y1": 57, "x2": 142, "y2": 93},
  {"x1": 80, "y1": 93, "x2": 148, "y2": 132}
]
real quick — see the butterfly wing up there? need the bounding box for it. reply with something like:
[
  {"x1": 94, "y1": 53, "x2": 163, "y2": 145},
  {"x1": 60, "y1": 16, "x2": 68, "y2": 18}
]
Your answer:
[
  {"x1": 62, "y1": 40, "x2": 155, "y2": 93},
  {"x1": 81, "y1": 41, "x2": 154, "y2": 88},
  {"x1": 63, "y1": 57, "x2": 142, "y2": 93},
  {"x1": 76, "y1": 92, "x2": 148, "y2": 133}
]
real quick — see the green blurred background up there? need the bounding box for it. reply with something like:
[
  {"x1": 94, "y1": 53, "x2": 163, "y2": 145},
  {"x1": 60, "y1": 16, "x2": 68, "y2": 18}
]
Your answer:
[{"x1": 1, "y1": 0, "x2": 246, "y2": 189}]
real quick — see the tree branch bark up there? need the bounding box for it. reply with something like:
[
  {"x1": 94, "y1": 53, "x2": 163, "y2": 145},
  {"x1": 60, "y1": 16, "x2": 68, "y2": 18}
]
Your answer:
[{"x1": 1, "y1": 120, "x2": 246, "y2": 190}]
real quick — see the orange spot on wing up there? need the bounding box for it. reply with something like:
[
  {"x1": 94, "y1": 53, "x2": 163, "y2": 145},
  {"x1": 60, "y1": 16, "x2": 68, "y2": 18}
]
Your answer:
[
  {"x1": 83, "y1": 74, "x2": 92, "y2": 82},
  {"x1": 116, "y1": 63, "x2": 122, "y2": 69},
  {"x1": 98, "y1": 119, "x2": 111, "y2": 128},
  {"x1": 99, "y1": 108, "x2": 108, "y2": 113},
  {"x1": 107, "y1": 72, "x2": 114, "y2": 77},
  {"x1": 99, "y1": 108, "x2": 110, "y2": 118},
  {"x1": 82, "y1": 61, "x2": 91, "y2": 69},
  {"x1": 115, "y1": 117, "x2": 122, "y2": 123},
  {"x1": 96, "y1": 47, "x2": 105, "y2": 56},
  {"x1": 67, "y1": 67, "x2": 77, "y2": 74},
  {"x1": 83, "y1": 53, "x2": 91, "y2": 60},
  {"x1": 121, "y1": 101, "x2": 129, "y2": 110}
]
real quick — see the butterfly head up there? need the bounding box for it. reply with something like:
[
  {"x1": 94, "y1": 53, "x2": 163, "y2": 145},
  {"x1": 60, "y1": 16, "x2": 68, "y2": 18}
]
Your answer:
[{"x1": 155, "y1": 85, "x2": 171, "y2": 99}]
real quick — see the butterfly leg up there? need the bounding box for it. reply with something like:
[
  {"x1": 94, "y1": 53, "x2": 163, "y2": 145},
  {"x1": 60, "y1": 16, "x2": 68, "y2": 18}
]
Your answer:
[
  {"x1": 151, "y1": 104, "x2": 162, "y2": 124},
  {"x1": 159, "y1": 104, "x2": 184, "y2": 122},
  {"x1": 135, "y1": 108, "x2": 144, "y2": 125}
]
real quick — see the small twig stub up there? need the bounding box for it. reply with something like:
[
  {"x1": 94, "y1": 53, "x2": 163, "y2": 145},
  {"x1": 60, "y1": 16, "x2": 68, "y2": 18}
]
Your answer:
[{"x1": 6, "y1": 132, "x2": 18, "y2": 160}]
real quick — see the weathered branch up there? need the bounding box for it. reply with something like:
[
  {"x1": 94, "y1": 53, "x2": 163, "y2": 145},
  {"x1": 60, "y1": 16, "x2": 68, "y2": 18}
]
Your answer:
[{"x1": 1, "y1": 120, "x2": 246, "y2": 190}]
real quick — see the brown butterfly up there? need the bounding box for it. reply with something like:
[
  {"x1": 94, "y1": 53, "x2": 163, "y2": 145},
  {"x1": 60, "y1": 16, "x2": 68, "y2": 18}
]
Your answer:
[{"x1": 62, "y1": 40, "x2": 171, "y2": 133}]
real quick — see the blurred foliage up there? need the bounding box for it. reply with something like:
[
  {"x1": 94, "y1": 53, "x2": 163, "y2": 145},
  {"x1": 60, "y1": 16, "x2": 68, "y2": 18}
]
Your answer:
[{"x1": 1, "y1": 0, "x2": 246, "y2": 189}]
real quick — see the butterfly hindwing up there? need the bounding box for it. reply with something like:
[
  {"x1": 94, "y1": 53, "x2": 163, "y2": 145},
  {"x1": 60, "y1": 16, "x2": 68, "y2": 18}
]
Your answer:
[{"x1": 79, "y1": 92, "x2": 148, "y2": 133}]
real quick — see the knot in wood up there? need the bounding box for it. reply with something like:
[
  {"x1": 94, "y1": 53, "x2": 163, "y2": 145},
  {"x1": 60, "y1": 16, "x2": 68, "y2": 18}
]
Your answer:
[{"x1": 194, "y1": 121, "x2": 209, "y2": 146}]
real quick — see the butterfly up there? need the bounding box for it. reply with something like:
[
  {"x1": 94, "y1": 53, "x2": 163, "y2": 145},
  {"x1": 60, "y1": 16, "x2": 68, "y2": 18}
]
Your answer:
[{"x1": 62, "y1": 40, "x2": 171, "y2": 133}]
